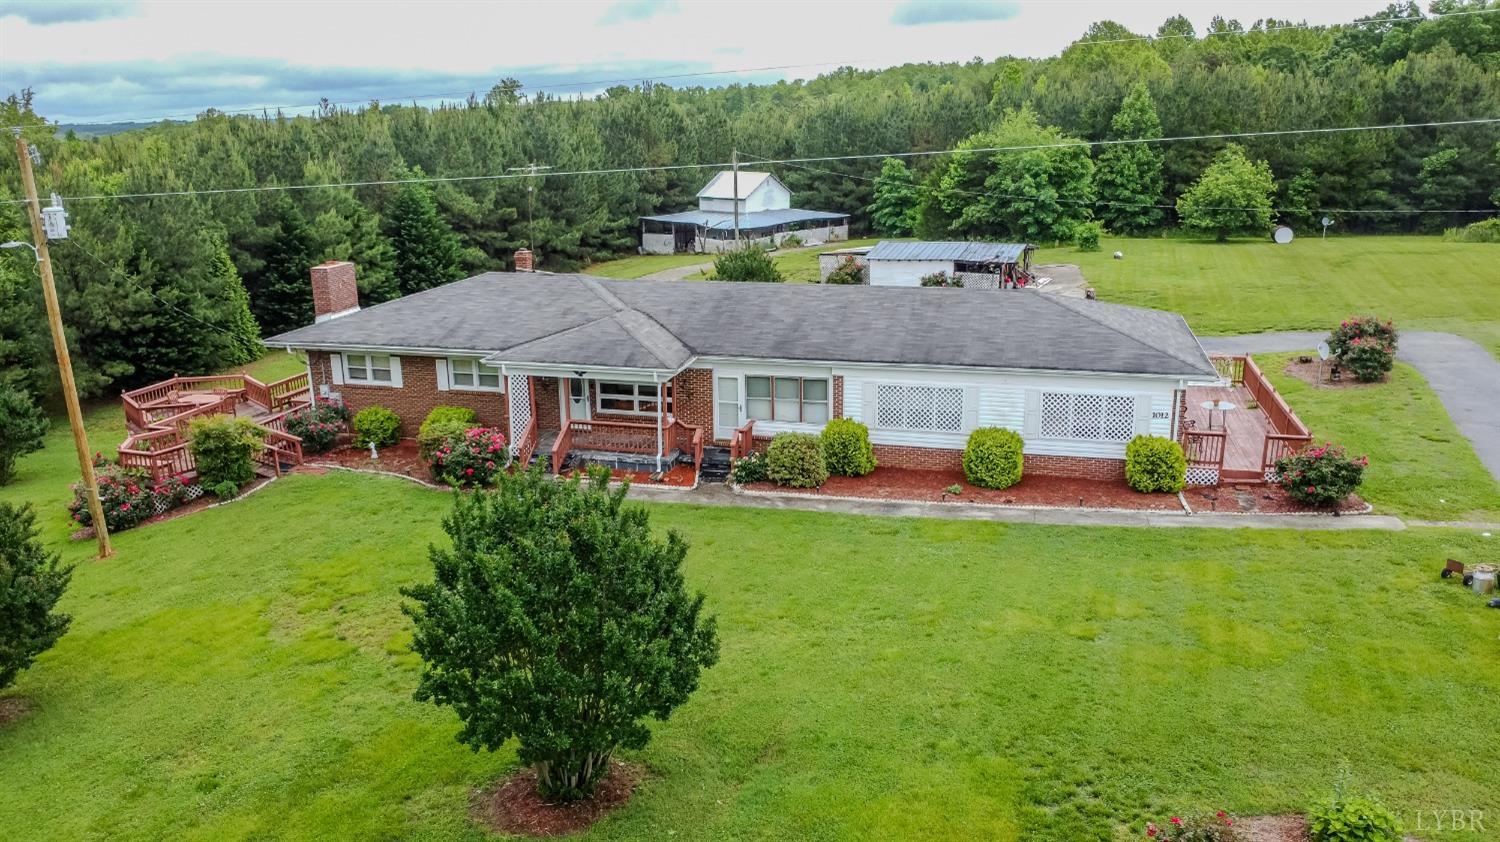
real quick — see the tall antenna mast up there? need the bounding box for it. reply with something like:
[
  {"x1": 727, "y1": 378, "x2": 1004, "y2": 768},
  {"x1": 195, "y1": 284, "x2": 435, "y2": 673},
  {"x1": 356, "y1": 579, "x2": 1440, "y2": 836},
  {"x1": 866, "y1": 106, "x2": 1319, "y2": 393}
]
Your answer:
[{"x1": 507, "y1": 163, "x2": 553, "y2": 250}]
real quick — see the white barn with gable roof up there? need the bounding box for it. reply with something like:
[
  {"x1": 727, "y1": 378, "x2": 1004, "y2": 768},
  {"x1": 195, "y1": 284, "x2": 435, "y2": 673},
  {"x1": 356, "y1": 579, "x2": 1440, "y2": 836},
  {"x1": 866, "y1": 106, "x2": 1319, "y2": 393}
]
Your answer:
[{"x1": 640, "y1": 171, "x2": 849, "y2": 254}]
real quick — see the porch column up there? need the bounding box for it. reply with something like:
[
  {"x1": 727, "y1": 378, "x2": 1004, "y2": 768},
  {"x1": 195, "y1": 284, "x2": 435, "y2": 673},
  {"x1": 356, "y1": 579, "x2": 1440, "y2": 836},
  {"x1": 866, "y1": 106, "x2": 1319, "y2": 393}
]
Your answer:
[
  {"x1": 655, "y1": 373, "x2": 664, "y2": 474},
  {"x1": 506, "y1": 374, "x2": 532, "y2": 458}
]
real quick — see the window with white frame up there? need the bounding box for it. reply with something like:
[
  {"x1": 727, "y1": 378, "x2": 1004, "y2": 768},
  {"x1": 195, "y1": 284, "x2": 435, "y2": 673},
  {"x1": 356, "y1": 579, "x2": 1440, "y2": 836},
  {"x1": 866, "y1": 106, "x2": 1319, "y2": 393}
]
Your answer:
[
  {"x1": 345, "y1": 353, "x2": 393, "y2": 384},
  {"x1": 448, "y1": 358, "x2": 502, "y2": 391},
  {"x1": 1039, "y1": 392, "x2": 1135, "y2": 441},
  {"x1": 744, "y1": 376, "x2": 829, "y2": 424},
  {"x1": 596, "y1": 381, "x2": 671, "y2": 416},
  {"x1": 875, "y1": 384, "x2": 964, "y2": 432}
]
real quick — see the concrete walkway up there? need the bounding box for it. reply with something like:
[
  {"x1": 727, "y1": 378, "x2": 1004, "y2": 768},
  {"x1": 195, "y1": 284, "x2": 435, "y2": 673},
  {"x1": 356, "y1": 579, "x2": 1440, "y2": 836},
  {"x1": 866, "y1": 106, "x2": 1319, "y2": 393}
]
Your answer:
[{"x1": 1200, "y1": 331, "x2": 1500, "y2": 482}]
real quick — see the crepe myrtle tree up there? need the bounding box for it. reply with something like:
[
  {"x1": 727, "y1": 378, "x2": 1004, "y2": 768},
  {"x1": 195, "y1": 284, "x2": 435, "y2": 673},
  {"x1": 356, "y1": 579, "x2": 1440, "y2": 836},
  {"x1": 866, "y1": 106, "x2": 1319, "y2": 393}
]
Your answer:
[{"x1": 402, "y1": 468, "x2": 719, "y2": 801}]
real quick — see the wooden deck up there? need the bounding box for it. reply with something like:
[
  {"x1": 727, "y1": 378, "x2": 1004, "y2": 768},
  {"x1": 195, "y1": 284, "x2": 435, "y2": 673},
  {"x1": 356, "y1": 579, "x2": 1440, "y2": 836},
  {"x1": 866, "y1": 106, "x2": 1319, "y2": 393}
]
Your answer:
[
  {"x1": 1180, "y1": 355, "x2": 1314, "y2": 484},
  {"x1": 1184, "y1": 384, "x2": 1272, "y2": 476},
  {"x1": 117, "y1": 373, "x2": 312, "y2": 479}
]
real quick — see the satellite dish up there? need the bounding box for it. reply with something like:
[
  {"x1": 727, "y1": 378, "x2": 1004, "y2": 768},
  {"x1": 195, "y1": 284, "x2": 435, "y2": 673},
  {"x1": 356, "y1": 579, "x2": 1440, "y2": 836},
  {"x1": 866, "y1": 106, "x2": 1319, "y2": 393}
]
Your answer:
[
  {"x1": 1273, "y1": 225, "x2": 1294, "y2": 244},
  {"x1": 1317, "y1": 341, "x2": 1330, "y2": 361},
  {"x1": 1321, "y1": 216, "x2": 1333, "y2": 227}
]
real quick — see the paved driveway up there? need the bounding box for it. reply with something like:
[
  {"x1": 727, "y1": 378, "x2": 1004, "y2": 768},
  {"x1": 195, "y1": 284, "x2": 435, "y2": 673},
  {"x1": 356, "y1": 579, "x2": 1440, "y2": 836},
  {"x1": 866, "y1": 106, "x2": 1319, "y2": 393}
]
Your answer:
[{"x1": 1200, "y1": 331, "x2": 1500, "y2": 483}]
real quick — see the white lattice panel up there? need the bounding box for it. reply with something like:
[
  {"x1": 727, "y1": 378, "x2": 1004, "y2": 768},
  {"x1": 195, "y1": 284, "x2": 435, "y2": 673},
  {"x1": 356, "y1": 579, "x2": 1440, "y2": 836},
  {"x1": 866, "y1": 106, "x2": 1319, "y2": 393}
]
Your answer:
[
  {"x1": 906, "y1": 385, "x2": 935, "y2": 429},
  {"x1": 1040, "y1": 393, "x2": 1070, "y2": 438},
  {"x1": 876, "y1": 384, "x2": 904, "y2": 428},
  {"x1": 1103, "y1": 395, "x2": 1135, "y2": 441},
  {"x1": 1072, "y1": 394, "x2": 1103, "y2": 439},
  {"x1": 1185, "y1": 466, "x2": 1220, "y2": 487},
  {"x1": 934, "y1": 388, "x2": 963, "y2": 431},
  {"x1": 507, "y1": 375, "x2": 532, "y2": 456}
]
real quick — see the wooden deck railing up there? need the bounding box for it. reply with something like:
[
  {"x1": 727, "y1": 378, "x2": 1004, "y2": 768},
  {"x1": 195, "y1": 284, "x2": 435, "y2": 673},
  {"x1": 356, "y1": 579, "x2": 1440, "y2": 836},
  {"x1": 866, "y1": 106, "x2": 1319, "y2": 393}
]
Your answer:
[
  {"x1": 1208, "y1": 354, "x2": 1314, "y2": 476},
  {"x1": 548, "y1": 417, "x2": 706, "y2": 475},
  {"x1": 729, "y1": 419, "x2": 756, "y2": 460},
  {"x1": 1181, "y1": 428, "x2": 1226, "y2": 473},
  {"x1": 514, "y1": 416, "x2": 540, "y2": 470}
]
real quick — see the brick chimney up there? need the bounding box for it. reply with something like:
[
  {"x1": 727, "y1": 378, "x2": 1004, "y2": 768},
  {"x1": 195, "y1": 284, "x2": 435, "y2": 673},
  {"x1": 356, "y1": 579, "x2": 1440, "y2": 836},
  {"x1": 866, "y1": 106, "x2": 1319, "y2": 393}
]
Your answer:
[
  {"x1": 310, "y1": 260, "x2": 359, "y2": 322},
  {"x1": 513, "y1": 248, "x2": 534, "y2": 272}
]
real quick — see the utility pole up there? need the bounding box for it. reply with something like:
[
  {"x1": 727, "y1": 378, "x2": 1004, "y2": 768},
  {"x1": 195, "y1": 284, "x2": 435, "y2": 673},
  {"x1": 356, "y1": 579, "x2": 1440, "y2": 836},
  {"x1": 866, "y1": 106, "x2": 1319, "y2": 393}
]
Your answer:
[
  {"x1": 11, "y1": 130, "x2": 112, "y2": 558},
  {"x1": 507, "y1": 162, "x2": 552, "y2": 251},
  {"x1": 731, "y1": 148, "x2": 740, "y2": 244}
]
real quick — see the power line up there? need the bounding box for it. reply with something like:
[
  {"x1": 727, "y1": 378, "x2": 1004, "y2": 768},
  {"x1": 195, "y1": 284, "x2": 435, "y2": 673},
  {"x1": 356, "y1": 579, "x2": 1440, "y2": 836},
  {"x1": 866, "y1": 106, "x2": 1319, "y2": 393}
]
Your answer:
[
  {"x1": 64, "y1": 238, "x2": 258, "y2": 343},
  {"x1": 10, "y1": 7, "x2": 1496, "y2": 131},
  {"x1": 5, "y1": 117, "x2": 1495, "y2": 207}
]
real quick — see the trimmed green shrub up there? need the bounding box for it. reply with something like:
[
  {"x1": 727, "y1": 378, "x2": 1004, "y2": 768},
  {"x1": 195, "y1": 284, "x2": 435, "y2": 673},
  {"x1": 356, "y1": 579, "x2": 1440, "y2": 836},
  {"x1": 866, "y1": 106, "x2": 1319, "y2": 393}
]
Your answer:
[
  {"x1": 209, "y1": 479, "x2": 241, "y2": 501},
  {"x1": 1074, "y1": 220, "x2": 1103, "y2": 251},
  {"x1": 820, "y1": 418, "x2": 876, "y2": 476},
  {"x1": 188, "y1": 416, "x2": 264, "y2": 491},
  {"x1": 963, "y1": 427, "x2": 1023, "y2": 489},
  {"x1": 1125, "y1": 435, "x2": 1186, "y2": 493},
  {"x1": 765, "y1": 433, "x2": 828, "y2": 488},
  {"x1": 418, "y1": 406, "x2": 478, "y2": 459},
  {"x1": 353, "y1": 405, "x2": 401, "y2": 448},
  {"x1": 729, "y1": 451, "x2": 768, "y2": 484},
  {"x1": 1443, "y1": 217, "x2": 1500, "y2": 243},
  {"x1": 0, "y1": 501, "x2": 73, "y2": 690},
  {"x1": 1307, "y1": 789, "x2": 1401, "y2": 842},
  {"x1": 711, "y1": 244, "x2": 783, "y2": 283},
  {"x1": 1275, "y1": 443, "x2": 1366, "y2": 507},
  {"x1": 430, "y1": 427, "x2": 509, "y2": 487},
  {"x1": 285, "y1": 400, "x2": 349, "y2": 454},
  {"x1": 420, "y1": 406, "x2": 477, "y2": 437},
  {"x1": 823, "y1": 257, "x2": 867, "y2": 285},
  {"x1": 0, "y1": 385, "x2": 49, "y2": 485}
]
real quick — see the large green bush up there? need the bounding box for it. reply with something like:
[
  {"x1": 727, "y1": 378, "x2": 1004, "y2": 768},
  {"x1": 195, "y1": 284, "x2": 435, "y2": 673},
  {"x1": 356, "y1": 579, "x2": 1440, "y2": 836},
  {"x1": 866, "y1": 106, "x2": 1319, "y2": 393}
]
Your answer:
[
  {"x1": 0, "y1": 502, "x2": 73, "y2": 691},
  {"x1": 188, "y1": 416, "x2": 264, "y2": 494},
  {"x1": 285, "y1": 400, "x2": 349, "y2": 454},
  {"x1": 1307, "y1": 789, "x2": 1401, "y2": 842},
  {"x1": 1275, "y1": 443, "x2": 1367, "y2": 507},
  {"x1": 0, "y1": 386, "x2": 49, "y2": 485},
  {"x1": 402, "y1": 469, "x2": 719, "y2": 801},
  {"x1": 820, "y1": 418, "x2": 876, "y2": 476},
  {"x1": 1443, "y1": 217, "x2": 1500, "y2": 243},
  {"x1": 1074, "y1": 220, "x2": 1103, "y2": 251},
  {"x1": 711, "y1": 245, "x2": 783, "y2": 283},
  {"x1": 963, "y1": 428, "x2": 1024, "y2": 489},
  {"x1": 823, "y1": 257, "x2": 867, "y2": 285},
  {"x1": 765, "y1": 433, "x2": 828, "y2": 488},
  {"x1": 353, "y1": 405, "x2": 401, "y2": 448},
  {"x1": 1125, "y1": 435, "x2": 1186, "y2": 493},
  {"x1": 1328, "y1": 316, "x2": 1397, "y2": 383},
  {"x1": 418, "y1": 406, "x2": 478, "y2": 459}
]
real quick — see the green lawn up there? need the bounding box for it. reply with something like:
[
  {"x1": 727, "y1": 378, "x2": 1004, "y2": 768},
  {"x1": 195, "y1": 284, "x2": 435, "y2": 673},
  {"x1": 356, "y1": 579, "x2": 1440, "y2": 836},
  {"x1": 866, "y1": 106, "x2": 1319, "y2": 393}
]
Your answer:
[
  {"x1": 1257, "y1": 352, "x2": 1500, "y2": 522},
  {"x1": 583, "y1": 252, "x2": 713, "y2": 279},
  {"x1": 1035, "y1": 235, "x2": 1500, "y2": 356}
]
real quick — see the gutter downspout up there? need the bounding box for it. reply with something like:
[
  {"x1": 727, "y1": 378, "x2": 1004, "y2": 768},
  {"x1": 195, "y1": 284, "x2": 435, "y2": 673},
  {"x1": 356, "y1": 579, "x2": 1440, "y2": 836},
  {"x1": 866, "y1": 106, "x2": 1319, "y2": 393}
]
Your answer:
[{"x1": 654, "y1": 371, "x2": 664, "y2": 474}]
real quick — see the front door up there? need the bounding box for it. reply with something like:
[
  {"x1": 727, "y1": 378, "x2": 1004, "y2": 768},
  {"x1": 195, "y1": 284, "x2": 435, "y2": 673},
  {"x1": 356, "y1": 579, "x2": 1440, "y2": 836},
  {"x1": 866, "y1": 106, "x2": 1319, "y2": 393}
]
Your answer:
[
  {"x1": 715, "y1": 375, "x2": 740, "y2": 440},
  {"x1": 567, "y1": 377, "x2": 591, "y2": 421}
]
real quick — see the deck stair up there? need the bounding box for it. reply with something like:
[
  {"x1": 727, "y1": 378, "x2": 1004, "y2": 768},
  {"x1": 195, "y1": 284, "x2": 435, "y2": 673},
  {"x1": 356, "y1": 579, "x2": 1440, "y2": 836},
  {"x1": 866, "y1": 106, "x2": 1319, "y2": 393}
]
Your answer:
[{"x1": 699, "y1": 446, "x2": 732, "y2": 483}]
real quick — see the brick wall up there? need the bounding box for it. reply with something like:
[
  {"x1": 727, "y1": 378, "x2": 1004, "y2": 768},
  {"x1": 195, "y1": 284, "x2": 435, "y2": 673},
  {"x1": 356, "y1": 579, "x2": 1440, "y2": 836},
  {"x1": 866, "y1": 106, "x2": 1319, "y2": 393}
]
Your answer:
[
  {"x1": 671, "y1": 368, "x2": 713, "y2": 431},
  {"x1": 310, "y1": 261, "x2": 359, "y2": 318},
  {"x1": 534, "y1": 377, "x2": 561, "y2": 432},
  {"x1": 1022, "y1": 453, "x2": 1127, "y2": 481},
  {"x1": 833, "y1": 375, "x2": 845, "y2": 419},
  {"x1": 308, "y1": 351, "x2": 506, "y2": 438}
]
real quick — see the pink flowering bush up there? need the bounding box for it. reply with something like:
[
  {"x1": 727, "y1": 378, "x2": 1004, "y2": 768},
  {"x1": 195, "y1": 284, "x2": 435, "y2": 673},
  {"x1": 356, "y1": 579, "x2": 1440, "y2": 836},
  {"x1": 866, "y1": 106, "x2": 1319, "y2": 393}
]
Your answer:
[
  {"x1": 286, "y1": 400, "x2": 350, "y2": 454},
  {"x1": 1275, "y1": 442, "x2": 1367, "y2": 506},
  {"x1": 1328, "y1": 316, "x2": 1396, "y2": 383},
  {"x1": 68, "y1": 463, "x2": 156, "y2": 532},
  {"x1": 430, "y1": 427, "x2": 509, "y2": 488},
  {"x1": 1145, "y1": 811, "x2": 1236, "y2": 841}
]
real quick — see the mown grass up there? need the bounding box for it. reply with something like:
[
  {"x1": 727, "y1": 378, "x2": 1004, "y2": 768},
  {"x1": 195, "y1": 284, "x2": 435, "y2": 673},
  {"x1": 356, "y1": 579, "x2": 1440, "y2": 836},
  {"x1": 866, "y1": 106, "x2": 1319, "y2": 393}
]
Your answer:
[
  {"x1": 1035, "y1": 235, "x2": 1500, "y2": 356},
  {"x1": 1255, "y1": 352, "x2": 1500, "y2": 522},
  {"x1": 590, "y1": 238, "x2": 886, "y2": 283},
  {"x1": 583, "y1": 252, "x2": 714, "y2": 279},
  {"x1": 2, "y1": 455, "x2": 1498, "y2": 840}
]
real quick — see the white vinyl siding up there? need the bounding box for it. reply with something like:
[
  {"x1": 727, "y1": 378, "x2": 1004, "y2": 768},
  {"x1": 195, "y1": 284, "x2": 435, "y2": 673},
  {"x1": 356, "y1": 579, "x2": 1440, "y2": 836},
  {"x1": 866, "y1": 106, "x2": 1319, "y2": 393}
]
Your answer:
[
  {"x1": 447, "y1": 358, "x2": 502, "y2": 392},
  {"x1": 343, "y1": 353, "x2": 401, "y2": 387}
]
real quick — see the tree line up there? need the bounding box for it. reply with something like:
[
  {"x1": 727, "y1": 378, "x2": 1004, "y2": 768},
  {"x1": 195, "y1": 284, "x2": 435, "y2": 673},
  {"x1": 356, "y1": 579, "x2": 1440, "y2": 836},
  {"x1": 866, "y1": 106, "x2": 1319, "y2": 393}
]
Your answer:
[{"x1": 1, "y1": 1, "x2": 1495, "y2": 405}]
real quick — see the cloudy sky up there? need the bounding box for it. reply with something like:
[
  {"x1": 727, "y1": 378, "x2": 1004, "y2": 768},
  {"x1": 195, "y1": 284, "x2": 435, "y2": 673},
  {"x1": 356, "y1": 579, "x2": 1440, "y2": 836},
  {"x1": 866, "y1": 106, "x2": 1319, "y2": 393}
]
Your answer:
[{"x1": 3, "y1": 0, "x2": 1383, "y2": 124}]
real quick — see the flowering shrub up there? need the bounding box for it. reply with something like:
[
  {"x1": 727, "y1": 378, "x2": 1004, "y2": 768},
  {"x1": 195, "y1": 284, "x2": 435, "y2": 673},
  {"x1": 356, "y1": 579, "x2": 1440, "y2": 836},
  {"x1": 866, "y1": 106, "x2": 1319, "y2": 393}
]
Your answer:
[
  {"x1": 729, "y1": 451, "x2": 768, "y2": 484},
  {"x1": 1146, "y1": 811, "x2": 1236, "y2": 841},
  {"x1": 69, "y1": 463, "x2": 156, "y2": 532},
  {"x1": 150, "y1": 472, "x2": 194, "y2": 510},
  {"x1": 1328, "y1": 316, "x2": 1396, "y2": 383},
  {"x1": 823, "y1": 256, "x2": 867, "y2": 285},
  {"x1": 919, "y1": 270, "x2": 962, "y2": 287},
  {"x1": 1275, "y1": 443, "x2": 1367, "y2": 506},
  {"x1": 286, "y1": 400, "x2": 349, "y2": 454},
  {"x1": 430, "y1": 427, "x2": 508, "y2": 487}
]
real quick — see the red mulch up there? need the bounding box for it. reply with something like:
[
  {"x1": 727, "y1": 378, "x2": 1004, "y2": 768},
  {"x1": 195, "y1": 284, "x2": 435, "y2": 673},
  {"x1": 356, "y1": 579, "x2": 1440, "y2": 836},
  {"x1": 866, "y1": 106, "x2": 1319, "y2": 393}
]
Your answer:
[
  {"x1": 309, "y1": 440, "x2": 437, "y2": 483},
  {"x1": 1283, "y1": 358, "x2": 1381, "y2": 390},
  {"x1": 1184, "y1": 483, "x2": 1368, "y2": 515},
  {"x1": 566, "y1": 463, "x2": 697, "y2": 488},
  {"x1": 1234, "y1": 815, "x2": 1310, "y2": 842},
  {"x1": 0, "y1": 696, "x2": 31, "y2": 727},
  {"x1": 470, "y1": 761, "x2": 640, "y2": 837},
  {"x1": 746, "y1": 466, "x2": 1183, "y2": 511}
]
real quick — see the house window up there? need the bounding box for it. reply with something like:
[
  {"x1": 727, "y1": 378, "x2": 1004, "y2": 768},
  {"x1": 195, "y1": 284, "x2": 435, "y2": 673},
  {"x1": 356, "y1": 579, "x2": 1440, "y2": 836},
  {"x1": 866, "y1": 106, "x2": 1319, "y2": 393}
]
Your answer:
[
  {"x1": 596, "y1": 381, "x2": 671, "y2": 416},
  {"x1": 448, "y1": 358, "x2": 501, "y2": 391},
  {"x1": 875, "y1": 384, "x2": 963, "y2": 432},
  {"x1": 345, "y1": 353, "x2": 393, "y2": 384},
  {"x1": 745, "y1": 376, "x2": 829, "y2": 424},
  {"x1": 1040, "y1": 392, "x2": 1135, "y2": 441}
]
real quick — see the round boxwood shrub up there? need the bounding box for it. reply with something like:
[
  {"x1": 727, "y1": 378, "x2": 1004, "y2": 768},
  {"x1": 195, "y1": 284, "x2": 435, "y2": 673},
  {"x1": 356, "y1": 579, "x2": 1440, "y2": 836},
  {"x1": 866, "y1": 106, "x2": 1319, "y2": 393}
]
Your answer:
[
  {"x1": 188, "y1": 415, "x2": 264, "y2": 493},
  {"x1": 820, "y1": 418, "x2": 876, "y2": 477},
  {"x1": 418, "y1": 406, "x2": 478, "y2": 459},
  {"x1": 1275, "y1": 443, "x2": 1367, "y2": 507},
  {"x1": 765, "y1": 433, "x2": 828, "y2": 488},
  {"x1": 353, "y1": 405, "x2": 401, "y2": 448},
  {"x1": 1125, "y1": 435, "x2": 1186, "y2": 493},
  {"x1": 962, "y1": 427, "x2": 1023, "y2": 489}
]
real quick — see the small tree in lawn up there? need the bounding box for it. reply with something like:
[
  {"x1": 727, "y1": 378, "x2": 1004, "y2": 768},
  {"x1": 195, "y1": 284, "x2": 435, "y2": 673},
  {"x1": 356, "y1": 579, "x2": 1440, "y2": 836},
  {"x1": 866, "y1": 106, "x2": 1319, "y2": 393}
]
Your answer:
[
  {"x1": 1176, "y1": 144, "x2": 1275, "y2": 241},
  {"x1": 0, "y1": 502, "x2": 73, "y2": 690},
  {"x1": 868, "y1": 157, "x2": 921, "y2": 236},
  {"x1": 403, "y1": 468, "x2": 719, "y2": 802},
  {"x1": 711, "y1": 244, "x2": 783, "y2": 282},
  {"x1": 0, "y1": 385, "x2": 49, "y2": 485}
]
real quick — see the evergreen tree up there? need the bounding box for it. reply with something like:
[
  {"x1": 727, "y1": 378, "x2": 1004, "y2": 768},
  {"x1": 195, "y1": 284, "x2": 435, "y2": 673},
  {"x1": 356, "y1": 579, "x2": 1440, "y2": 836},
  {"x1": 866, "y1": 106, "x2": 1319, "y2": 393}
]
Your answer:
[
  {"x1": 0, "y1": 386, "x2": 49, "y2": 485},
  {"x1": 245, "y1": 196, "x2": 316, "y2": 335},
  {"x1": 868, "y1": 158, "x2": 921, "y2": 236},
  {"x1": 0, "y1": 502, "x2": 73, "y2": 690},
  {"x1": 1176, "y1": 144, "x2": 1277, "y2": 241},
  {"x1": 1093, "y1": 82, "x2": 1166, "y2": 234},
  {"x1": 211, "y1": 241, "x2": 265, "y2": 364},
  {"x1": 386, "y1": 175, "x2": 465, "y2": 296}
]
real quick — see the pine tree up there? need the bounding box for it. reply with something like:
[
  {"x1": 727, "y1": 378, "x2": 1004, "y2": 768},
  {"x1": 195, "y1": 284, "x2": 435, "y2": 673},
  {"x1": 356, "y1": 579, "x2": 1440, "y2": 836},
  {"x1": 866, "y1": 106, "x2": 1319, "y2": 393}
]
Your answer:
[
  {"x1": 1094, "y1": 82, "x2": 1166, "y2": 234},
  {"x1": 868, "y1": 158, "x2": 921, "y2": 236},
  {"x1": 386, "y1": 175, "x2": 466, "y2": 296},
  {"x1": 210, "y1": 241, "x2": 265, "y2": 364},
  {"x1": 245, "y1": 196, "x2": 316, "y2": 335},
  {"x1": 0, "y1": 501, "x2": 73, "y2": 690}
]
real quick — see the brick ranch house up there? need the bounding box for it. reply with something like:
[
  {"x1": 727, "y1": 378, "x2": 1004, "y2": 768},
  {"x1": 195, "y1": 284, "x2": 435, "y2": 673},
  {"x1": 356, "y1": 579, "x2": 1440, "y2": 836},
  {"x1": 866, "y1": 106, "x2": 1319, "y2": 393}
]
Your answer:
[{"x1": 269, "y1": 260, "x2": 1224, "y2": 481}]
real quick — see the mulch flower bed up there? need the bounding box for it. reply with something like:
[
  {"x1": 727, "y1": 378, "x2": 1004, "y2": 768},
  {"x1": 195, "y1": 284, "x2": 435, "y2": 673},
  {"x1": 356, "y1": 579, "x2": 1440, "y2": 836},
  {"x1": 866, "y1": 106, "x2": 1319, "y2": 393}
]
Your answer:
[
  {"x1": 566, "y1": 463, "x2": 698, "y2": 488},
  {"x1": 0, "y1": 696, "x2": 32, "y2": 727},
  {"x1": 1283, "y1": 357, "x2": 1380, "y2": 390},
  {"x1": 311, "y1": 440, "x2": 436, "y2": 482},
  {"x1": 1234, "y1": 815, "x2": 1310, "y2": 842},
  {"x1": 744, "y1": 466, "x2": 1369, "y2": 515},
  {"x1": 69, "y1": 476, "x2": 275, "y2": 541},
  {"x1": 469, "y1": 761, "x2": 641, "y2": 837}
]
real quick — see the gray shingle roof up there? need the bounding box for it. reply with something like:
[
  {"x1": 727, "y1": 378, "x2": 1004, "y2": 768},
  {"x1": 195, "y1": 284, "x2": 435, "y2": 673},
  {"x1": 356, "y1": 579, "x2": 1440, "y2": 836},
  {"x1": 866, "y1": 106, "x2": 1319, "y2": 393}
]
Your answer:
[
  {"x1": 639, "y1": 208, "x2": 848, "y2": 230},
  {"x1": 267, "y1": 272, "x2": 1216, "y2": 378},
  {"x1": 866, "y1": 240, "x2": 1032, "y2": 263}
]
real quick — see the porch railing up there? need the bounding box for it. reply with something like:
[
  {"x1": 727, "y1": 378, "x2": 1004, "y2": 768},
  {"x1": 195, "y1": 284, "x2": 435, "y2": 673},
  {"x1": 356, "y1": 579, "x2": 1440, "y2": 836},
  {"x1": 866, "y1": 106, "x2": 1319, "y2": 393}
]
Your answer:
[
  {"x1": 548, "y1": 417, "x2": 705, "y2": 475},
  {"x1": 1206, "y1": 354, "x2": 1314, "y2": 478},
  {"x1": 729, "y1": 419, "x2": 756, "y2": 461},
  {"x1": 1181, "y1": 428, "x2": 1226, "y2": 481},
  {"x1": 514, "y1": 416, "x2": 540, "y2": 470}
]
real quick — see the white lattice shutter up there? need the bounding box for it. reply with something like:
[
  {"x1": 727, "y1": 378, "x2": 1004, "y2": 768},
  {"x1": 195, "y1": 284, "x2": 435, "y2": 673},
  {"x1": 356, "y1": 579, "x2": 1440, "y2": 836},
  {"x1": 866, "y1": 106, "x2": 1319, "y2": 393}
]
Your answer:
[
  {"x1": 330, "y1": 353, "x2": 344, "y2": 385},
  {"x1": 507, "y1": 375, "x2": 532, "y2": 456},
  {"x1": 435, "y1": 359, "x2": 449, "y2": 391}
]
